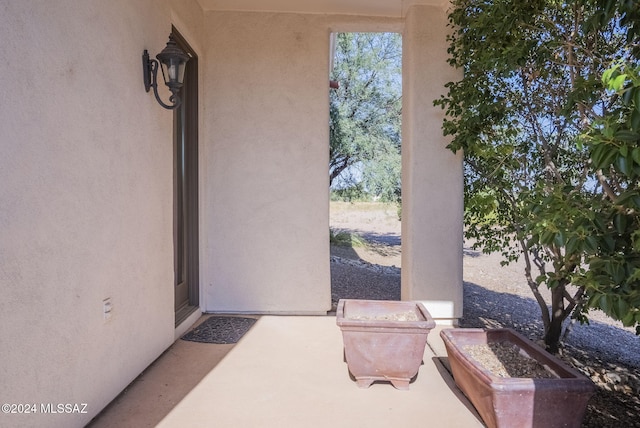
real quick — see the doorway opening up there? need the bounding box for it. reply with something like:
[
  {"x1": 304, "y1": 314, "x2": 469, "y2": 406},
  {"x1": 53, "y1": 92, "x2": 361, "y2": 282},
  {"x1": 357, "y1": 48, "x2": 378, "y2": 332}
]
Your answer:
[
  {"x1": 172, "y1": 27, "x2": 200, "y2": 326},
  {"x1": 328, "y1": 32, "x2": 402, "y2": 311}
]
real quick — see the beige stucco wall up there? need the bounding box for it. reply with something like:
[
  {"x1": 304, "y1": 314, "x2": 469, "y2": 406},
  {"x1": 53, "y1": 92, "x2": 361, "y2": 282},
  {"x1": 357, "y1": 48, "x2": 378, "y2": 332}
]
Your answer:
[
  {"x1": 202, "y1": 11, "x2": 332, "y2": 314},
  {"x1": 201, "y1": 8, "x2": 462, "y2": 317},
  {"x1": 0, "y1": 1, "x2": 203, "y2": 426},
  {"x1": 402, "y1": 5, "x2": 464, "y2": 320}
]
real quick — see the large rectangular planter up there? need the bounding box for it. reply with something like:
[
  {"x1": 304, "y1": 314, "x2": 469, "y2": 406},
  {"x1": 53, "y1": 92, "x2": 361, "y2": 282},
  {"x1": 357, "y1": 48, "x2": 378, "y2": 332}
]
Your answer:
[
  {"x1": 336, "y1": 299, "x2": 436, "y2": 389},
  {"x1": 440, "y1": 328, "x2": 595, "y2": 428}
]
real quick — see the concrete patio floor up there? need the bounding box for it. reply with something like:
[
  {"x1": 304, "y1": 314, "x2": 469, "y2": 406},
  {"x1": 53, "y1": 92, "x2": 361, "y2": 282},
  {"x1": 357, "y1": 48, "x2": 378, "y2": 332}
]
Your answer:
[{"x1": 89, "y1": 315, "x2": 484, "y2": 428}]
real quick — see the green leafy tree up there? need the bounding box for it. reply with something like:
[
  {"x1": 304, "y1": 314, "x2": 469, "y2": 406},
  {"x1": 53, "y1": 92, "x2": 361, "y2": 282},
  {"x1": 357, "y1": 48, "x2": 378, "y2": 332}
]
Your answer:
[
  {"x1": 436, "y1": 0, "x2": 639, "y2": 352},
  {"x1": 580, "y1": 62, "x2": 640, "y2": 331},
  {"x1": 330, "y1": 33, "x2": 402, "y2": 202}
]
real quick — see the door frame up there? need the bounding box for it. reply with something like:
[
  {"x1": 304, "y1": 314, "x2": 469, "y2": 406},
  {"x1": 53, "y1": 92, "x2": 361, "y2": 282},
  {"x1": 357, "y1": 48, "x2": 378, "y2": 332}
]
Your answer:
[{"x1": 172, "y1": 27, "x2": 200, "y2": 326}]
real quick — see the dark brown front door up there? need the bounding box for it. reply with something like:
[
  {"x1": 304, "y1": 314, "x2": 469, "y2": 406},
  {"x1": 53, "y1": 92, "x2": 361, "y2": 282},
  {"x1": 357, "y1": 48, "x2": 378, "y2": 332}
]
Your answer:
[{"x1": 173, "y1": 28, "x2": 199, "y2": 325}]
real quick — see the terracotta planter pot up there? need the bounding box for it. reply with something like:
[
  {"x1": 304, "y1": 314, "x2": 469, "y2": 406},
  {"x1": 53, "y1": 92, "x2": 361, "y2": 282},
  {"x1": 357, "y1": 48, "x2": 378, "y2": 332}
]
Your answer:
[
  {"x1": 336, "y1": 299, "x2": 436, "y2": 389},
  {"x1": 440, "y1": 328, "x2": 595, "y2": 428}
]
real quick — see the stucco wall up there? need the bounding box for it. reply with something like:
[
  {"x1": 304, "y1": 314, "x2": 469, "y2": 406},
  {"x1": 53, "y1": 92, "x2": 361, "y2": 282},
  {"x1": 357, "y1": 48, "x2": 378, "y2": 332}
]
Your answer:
[
  {"x1": 179, "y1": 0, "x2": 461, "y2": 332},
  {"x1": 202, "y1": 8, "x2": 461, "y2": 317},
  {"x1": 402, "y1": 5, "x2": 464, "y2": 320},
  {"x1": 0, "y1": 1, "x2": 203, "y2": 426},
  {"x1": 202, "y1": 11, "x2": 332, "y2": 314}
]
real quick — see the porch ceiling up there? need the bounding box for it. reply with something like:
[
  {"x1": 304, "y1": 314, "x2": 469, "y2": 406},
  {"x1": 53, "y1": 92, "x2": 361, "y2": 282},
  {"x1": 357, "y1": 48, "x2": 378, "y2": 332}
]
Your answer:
[{"x1": 194, "y1": 0, "x2": 450, "y2": 17}]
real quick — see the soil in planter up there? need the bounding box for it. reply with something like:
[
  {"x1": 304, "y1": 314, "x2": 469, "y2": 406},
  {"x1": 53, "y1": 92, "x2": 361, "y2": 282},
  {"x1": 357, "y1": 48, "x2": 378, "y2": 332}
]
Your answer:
[
  {"x1": 349, "y1": 311, "x2": 420, "y2": 321},
  {"x1": 463, "y1": 342, "x2": 558, "y2": 379}
]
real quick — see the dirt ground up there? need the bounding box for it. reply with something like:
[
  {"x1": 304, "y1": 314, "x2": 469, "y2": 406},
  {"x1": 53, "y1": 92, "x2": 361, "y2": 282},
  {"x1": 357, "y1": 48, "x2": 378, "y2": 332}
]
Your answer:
[{"x1": 330, "y1": 201, "x2": 402, "y2": 267}]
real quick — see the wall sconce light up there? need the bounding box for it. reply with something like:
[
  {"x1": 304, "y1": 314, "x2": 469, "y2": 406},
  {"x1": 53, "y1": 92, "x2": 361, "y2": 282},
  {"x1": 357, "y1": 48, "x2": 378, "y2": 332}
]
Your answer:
[{"x1": 142, "y1": 35, "x2": 190, "y2": 110}]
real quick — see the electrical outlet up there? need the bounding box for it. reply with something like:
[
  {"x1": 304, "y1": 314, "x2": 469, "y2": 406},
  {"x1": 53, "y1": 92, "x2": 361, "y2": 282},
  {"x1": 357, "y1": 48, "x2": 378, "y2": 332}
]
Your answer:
[{"x1": 103, "y1": 298, "x2": 113, "y2": 320}]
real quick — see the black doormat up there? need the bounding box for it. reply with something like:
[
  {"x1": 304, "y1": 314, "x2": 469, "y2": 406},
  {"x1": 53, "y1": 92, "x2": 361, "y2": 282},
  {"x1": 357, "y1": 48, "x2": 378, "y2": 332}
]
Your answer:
[{"x1": 181, "y1": 316, "x2": 257, "y2": 344}]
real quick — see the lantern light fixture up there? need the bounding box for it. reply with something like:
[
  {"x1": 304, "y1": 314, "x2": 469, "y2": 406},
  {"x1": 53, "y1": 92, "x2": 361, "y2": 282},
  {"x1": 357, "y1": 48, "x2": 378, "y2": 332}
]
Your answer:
[{"x1": 142, "y1": 34, "x2": 190, "y2": 110}]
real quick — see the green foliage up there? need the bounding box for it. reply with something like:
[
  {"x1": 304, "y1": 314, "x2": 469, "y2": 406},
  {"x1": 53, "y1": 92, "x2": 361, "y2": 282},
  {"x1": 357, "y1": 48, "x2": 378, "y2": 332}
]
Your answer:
[
  {"x1": 579, "y1": 62, "x2": 640, "y2": 334},
  {"x1": 330, "y1": 184, "x2": 369, "y2": 202},
  {"x1": 436, "y1": 0, "x2": 640, "y2": 349},
  {"x1": 329, "y1": 229, "x2": 367, "y2": 247},
  {"x1": 330, "y1": 33, "x2": 402, "y2": 203}
]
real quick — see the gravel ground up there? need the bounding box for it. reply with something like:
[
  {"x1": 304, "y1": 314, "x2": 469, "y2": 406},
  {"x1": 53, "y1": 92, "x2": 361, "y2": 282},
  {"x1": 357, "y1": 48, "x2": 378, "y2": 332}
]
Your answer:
[{"x1": 329, "y1": 201, "x2": 640, "y2": 427}]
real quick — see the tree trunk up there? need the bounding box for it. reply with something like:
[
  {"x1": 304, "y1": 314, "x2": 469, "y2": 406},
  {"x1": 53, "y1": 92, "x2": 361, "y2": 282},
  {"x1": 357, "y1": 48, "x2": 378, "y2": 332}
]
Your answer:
[{"x1": 544, "y1": 285, "x2": 567, "y2": 353}]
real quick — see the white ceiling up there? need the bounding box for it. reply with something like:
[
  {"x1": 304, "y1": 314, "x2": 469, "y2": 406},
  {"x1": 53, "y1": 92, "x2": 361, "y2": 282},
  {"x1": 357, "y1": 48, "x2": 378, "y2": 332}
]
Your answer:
[{"x1": 194, "y1": 0, "x2": 449, "y2": 17}]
